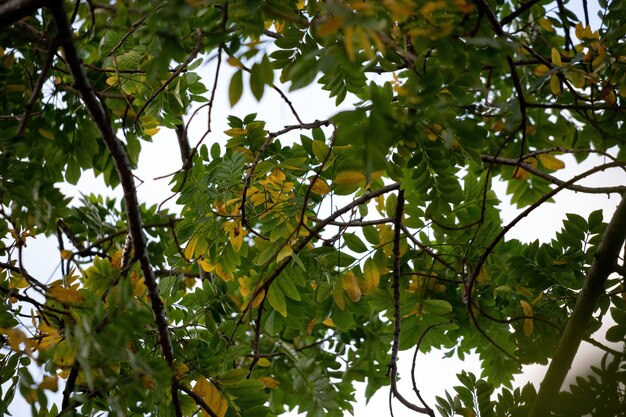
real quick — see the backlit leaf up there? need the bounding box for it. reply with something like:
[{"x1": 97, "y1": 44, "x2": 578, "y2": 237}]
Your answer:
[{"x1": 538, "y1": 154, "x2": 565, "y2": 170}]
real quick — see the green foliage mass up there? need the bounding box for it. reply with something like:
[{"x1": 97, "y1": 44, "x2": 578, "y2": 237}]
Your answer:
[{"x1": 0, "y1": 1, "x2": 625, "y2": 416}]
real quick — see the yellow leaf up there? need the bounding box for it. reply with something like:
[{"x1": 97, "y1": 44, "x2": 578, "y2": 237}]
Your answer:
[
  {"x1": 276, "y1": 245, "x2": 293, "y2": 263},
  {"x1": 334, "y1": 171, "x2": 365, "y2": 185},
  {"x1": 257, "y1": 357, "x2": 271, "y2": 367},
  {"x1": 538, "y1": 17, "x2": 553, "y2": 32},
  {"x1": 226, "y1": 56, "x2": 243, "y2": 67},
  {"x1": 306, "y1": 318, "x2": 316, "y2": 335},
  {"x1": 360, "y1": 258, "x2": 380, "y2": 295},
  {"x1": 59, "y1": 250, "x2": 73, "y2": 260},
  {"x1": 309, "y1": 177, "x2": 330, "y2": 195},
  {"x1": 341, "y1": 271, "x2": 361, "y2": 302},
  {"x1": 193, "y1": 377, "x2": 228, "y2": 417},
  {"x1": 224, "y1": 219, "x2": 247, "y2": 252},
  {"x1": 550, "y1": 74, "x2": 561, "y2": 95},
  {"x1": 199, "y1": 259, "x2": 216, "y2": 272},
  {"x1": 215, "y1": 263, "x2": 233, "y2": 282},
  {"x1": 251, "y1": 289, "x2": 265, "y2": 308},
  {"x1": 224, "y1": 127, "x2": 247, "y2": 136},
  {"x1": 105, "y1": 76, "x2": 118, "y2": 86},
  {"x1": 48, "y1": 286, "x2": 84, "y2": 304},
  {"x1": 533, "y1": 64, "x2": 550, "y2": 77},
  {"x1": 184, "y1": 235, "x2": 198, "y2": 260},
  {"x1": 38, "y1": 128, "x2": 54, "y2": 140},
  {"x1": 332, "y1": 286, "x2": 345, "y2": 310},
  {"x1": 565, "y1": 69, "x2": 586, "y2": 88},
  {"x1": 519, "y1": 300, "x2": 533, "y2": 336},
  {"x1": 322, "y1": 318, "x2": 335, "y2": 327},
  {"x1": 316, "y1": 15, "x2": 345, "y2": 36},
  {"x1": 344, "y1": 25, "x2": 355, "y2": 61},
  {"x1": 39, "y1": 376, "x2": 59, "y2": 391},
  {"x1": 259, "y1": 376, "x2": 280, "y2": 388},
  {"x1": 551, "y1": 47, "x2": 561, "y2": 66},
  {"x1": 174, "y1": 363, "x2": 189, "y2": 380},
  {"x1": 144, "y1": 127, "x2": 160, "y2": 136},
  {"x1": 0, "y1": 327, "x2": 34, "y2": 353},
  {"x1": 538, "y1": 154, "x2": 565, "y2": 171},
  {"x1": 476, "y1": 266, "x2": 490, "y2": 284}
]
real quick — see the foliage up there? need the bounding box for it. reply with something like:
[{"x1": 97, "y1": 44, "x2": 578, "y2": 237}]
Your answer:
[{"x1": 0, "y1": 0, "x2": 625, "y2": 416}]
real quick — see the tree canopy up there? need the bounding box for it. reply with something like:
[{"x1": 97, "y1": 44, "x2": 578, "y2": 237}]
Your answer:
[{"x1": 1, "y1": 0, "x2": 625, "y2": 416}]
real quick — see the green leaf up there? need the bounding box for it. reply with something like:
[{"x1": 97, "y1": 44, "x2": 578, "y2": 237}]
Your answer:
[
  {"x1": 343, "y1": 233, "x2": 368, "y2": 253},
  {"x1": 267, "y1": 285, "x2": 287, "y2": 317},
  {"x1": 229, "y1": 69, "x2": 244, "y2": 106}
]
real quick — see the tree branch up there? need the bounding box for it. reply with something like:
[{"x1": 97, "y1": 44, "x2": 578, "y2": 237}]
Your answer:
[
  {"x1": 388, "y1": 190, "x2": 433, "y2": 416},
  {"x1": 529, "y1": 191, "x2": 626, "y2": 416},
  {"x1": 49, "y1": 2, "x2": 181, "y2": 415},
  {"x1": 0, "y1": 0, "x2": 43, "y2": 28},
  {"x1": 480, "y1": 154, "x2": 626, "y2": 194}
]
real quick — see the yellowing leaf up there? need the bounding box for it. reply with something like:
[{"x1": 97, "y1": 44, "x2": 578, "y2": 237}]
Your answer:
[
  {"x1": 476, "y1": 266, "x2": 490, "y2": 284},
  {"x1": 144, "y1": 127, "x2": 160, "y2": 136},
  {"x1": 520, "y1": 300, "x2": 533, "y2": 336},
  {"x1": 259, "y1": 376, "x2": 280, "y2": 388},
  {"x1": 565, "y1": 69, "x2": 586, "y2": 88},
  {"x1": 550, "y1": 74, "x2": 561, "y2": 95},
  {"x1": 224, "y1": 219, "x2": 247, "y2": 252},
  {"x1": 334, "y1": 171, "x2": 365, "y2": 185},
  {"x1": 224, "y1": 128, "x2": 247, "y2": 137},
  {"x1": 551, "y1": 47, "x2": 562, "y2": 66},
  {"x1": 199, "y1": 259, "x2": 216, "y2": 272},
  {"x1": 344, "y1": 25, "x2": 355, "y2": 61},
  {"x1": 538, "y1": 17, "x2": 553, "y2": 32},
  {"x1": 533, "y1": 64, "x2": 550, "y2": 77},
  {"x1": 332, "y1": 286, "x2": 345, "y2": 310},
  {"x1": 39, "y1": 376, "x2": 59, "y2": 391},
  {"x1": 38, "y1": 128, "x2": 54, "y2": 140},
  {"x1": 257, "y1": 357, "x2": 271, "y2": 367},
  {"x1": 322, "y1": 317, "x2": 335, "y2": 327},
  {"x1": 538, "y1": 154, "x2": 565, "y2": 171},
  {"x1": 309, "y1": 177, "x2": 330, "y2": 195},
  {"x1": 276, "y1": 245, "x2": 293, "y2": 263},
  {"x1": 513, "y1": 157, "x2": 537, "y2": 180},
  {"x1": 174, "y1": 363, "x2": 189, "y2": 380},
  {"x1": 105, "y1": 76, "x2": 118, "y2": 86},
  {"x1": 193, "y1": 377, "x2": 228, "y2": 417},
  {"x1": 360, "y1": 258, "x2": 380, "y2": 295},
  {"x1": 341, "y1": 271, "x2": 361, "y2": 302},
  {"x1": 48, "y1": 286, "x2": 84, "y2": 304},
  {"x1": 184, "y1": 235, "x2": 198, "y2": 260},
  {"x1": 316, "y1": 15, "x2": 345, "y2": 36}
]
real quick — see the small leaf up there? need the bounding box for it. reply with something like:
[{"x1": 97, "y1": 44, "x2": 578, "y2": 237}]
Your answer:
[
  {"x1": 520, "y1": 300, "x2": 533, "y2": 336},
  {"x1": 360, "y1": 258, "x2": 380, "y2": 295},
  {"x1": 258, "y1": 377, "x2": 280, "y2": 388},
  {"x1": 276, "y1": 245, "x2": 293, "y2": 263},
  {"x1": 48, "y1": 286, "x2": 84, "y2": 304},
  {"x1": 184, "y1": 235, "x2": 198, "y2": 260},
  {"x1": 538, "y1": 154, "x2": 565, "y2": 170},
  {"x1": 341, "y1": 271, "x2": 361, "y2": 302},
  {"x1": 551, "y1": 47, "x2": 561, "y2": 66},
  {"x1": 334, "y1": 171, "x2": 366, "y2": 185},
  {"x1": 267, "y1": 285, "x2": 287, "y2": 317},
  {"x1": 550, "y1": 74, "x2": 561, "y2": 95},
  {"x1": 229, "y1": 69, "x2": 243, "y2": 106},
  {"x1": 309, "y1": 177, "x2": 330, "y2": 195},
  {"x1": 343, "y1": 233, "x2": 367, "y2": 253}
]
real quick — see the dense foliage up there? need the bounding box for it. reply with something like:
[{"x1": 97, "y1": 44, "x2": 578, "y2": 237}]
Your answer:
[{"x1": 1, "y1": 0, "x2": 625, "y2": 416}]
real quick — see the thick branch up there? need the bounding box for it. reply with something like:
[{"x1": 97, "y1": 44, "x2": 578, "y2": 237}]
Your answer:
[
  {"x1": 0, "y1": 0, "x2": 42, "y2": 28},
  {"x1": 529, "y1": 191, "x2": 626, "y2": 416},
  {"x1": 49, "y1": 2, "x2": 180, "y2": 415}
]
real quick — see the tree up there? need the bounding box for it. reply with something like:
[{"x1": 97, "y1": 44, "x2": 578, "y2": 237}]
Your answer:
[{"x1": 0, "y1": 0, "x2": 625, "y2": 416}]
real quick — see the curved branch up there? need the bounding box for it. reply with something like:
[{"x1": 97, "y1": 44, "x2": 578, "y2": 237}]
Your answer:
[{"x1": 0, "y1": 0, "x2": 43, "y2": 28}]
